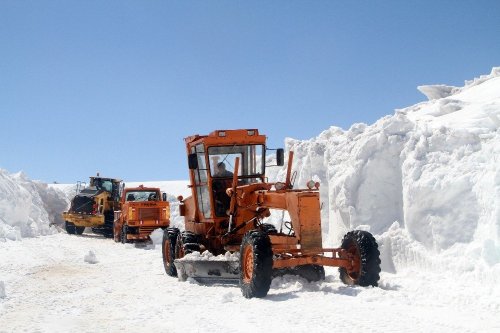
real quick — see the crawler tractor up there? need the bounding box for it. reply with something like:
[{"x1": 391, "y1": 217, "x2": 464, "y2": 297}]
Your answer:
[
  {"x1": 62, "y1": 175, "x2": 122, "y2": 237},
  {"x1": 113, "y1": 185, "x2": 170, "y2": 243},
  {"x1": 163, "y1": 129, "x2": 381, "y2": 298}
]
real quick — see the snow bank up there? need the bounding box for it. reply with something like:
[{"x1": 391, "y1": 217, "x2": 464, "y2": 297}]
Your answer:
[
  {"x1": 267, "y1": 67, "x2": 500, "y2": 276},
  {"x1": 0, "y1": 170, "x2": 68, "y2": 241}
]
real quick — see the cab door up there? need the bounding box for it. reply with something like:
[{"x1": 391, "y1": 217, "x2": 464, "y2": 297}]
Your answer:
[{"x1": 190, "y1": 143, "x2": 213, "y2": 220}]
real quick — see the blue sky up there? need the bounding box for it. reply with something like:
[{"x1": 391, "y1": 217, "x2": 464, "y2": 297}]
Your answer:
[{"x1": 1, "y1": 1, "x2": 499, "y2": 183}]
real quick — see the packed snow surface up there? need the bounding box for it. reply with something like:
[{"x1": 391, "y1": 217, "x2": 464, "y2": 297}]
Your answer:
[
  {"x1": 1, "y1": 68, "x2": 499, "y2": 331},
  {"x1": 0, "y1": 234, "x2": 498, "y2": 333}
]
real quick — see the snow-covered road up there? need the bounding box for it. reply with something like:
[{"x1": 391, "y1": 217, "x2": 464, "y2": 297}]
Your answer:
[{"x1": 0, "y1": 233, "x2": 498, "y2": 332}]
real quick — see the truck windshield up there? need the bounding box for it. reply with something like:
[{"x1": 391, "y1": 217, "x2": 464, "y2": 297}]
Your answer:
[
  {"x1": 125, "y1": 191, "x2": 159, "y2": 202},
  {"x1": 208, "y1": 145, "x2": 264, "y2": 179}
]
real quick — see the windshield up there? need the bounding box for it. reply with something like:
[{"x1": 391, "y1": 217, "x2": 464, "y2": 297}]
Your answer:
[
  {"x1": 125, "y1": 191, "x2": 159, "y2": 202},
  {"x1": 208, "y1": 145, "x2": 264, "y2": 178}
]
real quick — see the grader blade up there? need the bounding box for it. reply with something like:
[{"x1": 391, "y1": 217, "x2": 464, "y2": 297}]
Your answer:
[{"x1": 174, "y1": 259, "x2": 240, "y2": 284}]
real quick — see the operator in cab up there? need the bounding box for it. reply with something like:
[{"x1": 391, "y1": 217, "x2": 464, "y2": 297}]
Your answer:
[{"x1": 213, "y1": 162, "x2": 233, "y2": 178}]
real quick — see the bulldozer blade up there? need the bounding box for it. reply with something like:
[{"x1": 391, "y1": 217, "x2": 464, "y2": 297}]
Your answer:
[{"x1": 174, "y1": 259, "x2": 240, "y2": 284}]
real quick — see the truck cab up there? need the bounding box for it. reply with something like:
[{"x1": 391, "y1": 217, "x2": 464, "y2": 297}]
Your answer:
[{"x1": 114, "y1": 185, "x2": 170, "y2": 243}]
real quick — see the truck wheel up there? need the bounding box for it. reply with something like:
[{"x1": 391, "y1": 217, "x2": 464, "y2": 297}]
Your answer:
[
  {"x1": 65, "y1": 221, "x2": 76, "y2": 235},
  {"x1": 121, "y1": 225, "x2": 129, "y2": 244},
  {"x1": 240, "y1": 230, "x2": 273, "y2": 298},
  {"x1": 74, "y1": 226, "x2": 85, "y2": 235},
  {"x1": 176, "y1": 231, "x2": 200, "y2": 258},
  {"x1": 339, "y1": 230, "x2": 381, "y2": 287},
  {"x1": 162, "y1": 228, "x2": 179, "y2": 277}
]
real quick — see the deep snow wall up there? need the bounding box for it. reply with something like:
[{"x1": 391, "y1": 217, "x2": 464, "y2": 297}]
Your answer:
[
  {"x1": 268, "y1": 68, "x2": 500, "y2": 273},
  {"x1": 0, "y1": 170, "x2": 68, "y2": 241}
]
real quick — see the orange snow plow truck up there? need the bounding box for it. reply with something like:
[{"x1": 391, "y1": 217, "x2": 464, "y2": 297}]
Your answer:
[
  {"x1": 113, "y1": 185, "x2": 170, "y2": 243},
  {"x1": 163, "y1": 129, "x2": 381, "y2": 298}
]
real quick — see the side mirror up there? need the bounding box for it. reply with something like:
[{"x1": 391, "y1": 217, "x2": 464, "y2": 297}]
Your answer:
[
  {"x1": 188, "y1": 153, "x2": 198, "y2": 170},
  {"x1": 276, "y1": 148, "x2": 284, "y2": 166},
  {"x1": 162, "y1": 193, "x2": 167, "y2": 201}
]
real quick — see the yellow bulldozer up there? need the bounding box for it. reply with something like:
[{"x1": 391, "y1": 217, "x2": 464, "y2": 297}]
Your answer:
[{"x1": 62, "y1": 174, "x2": 122, "y2": 238}]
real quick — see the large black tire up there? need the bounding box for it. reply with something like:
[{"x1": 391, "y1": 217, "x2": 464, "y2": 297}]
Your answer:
[
  {"x1": 65, "y1": 221, "x2": 76, "y2": 235},
  {"x1": 162, "y1": 228, "x2": 179, "y2": 277},
  {"x1": 176, "y1": 231, "x2": 201, "y2": 257},
  {"x1": 121, "y1": 225, "x2": 129, "y2": 244},
  {"x1": 74, "y1": 226, "x2": 85, "y2": 235},
  {"x1": 339, "y1": 230, "x2": 381, "y2": 287},
  {"x1": 239, "y1": 230, "x2": 273, "y2": 298}
]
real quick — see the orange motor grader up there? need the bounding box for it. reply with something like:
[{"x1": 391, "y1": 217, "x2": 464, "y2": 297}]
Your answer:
[
  {"x1": 163, "y1": 129, "x2": 381, "y2": 298},
  {"x1": 113, "y1": 185, "x2": 170, "y2": 243}
]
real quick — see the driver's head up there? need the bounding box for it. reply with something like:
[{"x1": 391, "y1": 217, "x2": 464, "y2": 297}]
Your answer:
[{"x1": 217, "y1": 162, "x2": 226, "y2": 171}]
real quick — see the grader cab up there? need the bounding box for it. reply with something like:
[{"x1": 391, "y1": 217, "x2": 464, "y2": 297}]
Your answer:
[{"x1": 163, "y1": 129, "x2": 381, "y2": 298}]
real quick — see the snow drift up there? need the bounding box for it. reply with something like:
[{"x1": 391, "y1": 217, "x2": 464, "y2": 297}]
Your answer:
[
  {"x1": 0, "y1": 170, "x2": 67, "y2": 241},
  {"x1": 267, "y1": 67, "x2": 500, "y2": 279}
]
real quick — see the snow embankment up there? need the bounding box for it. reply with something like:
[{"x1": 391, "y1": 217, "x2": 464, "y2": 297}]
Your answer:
[
  {"x1": 0, "y1": 170, "x2": 68, "y2": 241},
  {"x1": 268, "y1": 67, "x2": 500, "y2": 279}
]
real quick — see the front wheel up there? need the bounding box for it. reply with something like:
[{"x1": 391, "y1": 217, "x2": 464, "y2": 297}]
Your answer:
[
  {"x1": 74, "y1": 226, "x2": 85, "y2": 235},
  {"x1": 162, "y1": 228, "x2": 179, "y2": 277},
  {"x1": 239, "y1": 230, "x2": 273, "y2": 298},
  {"x1": 339, "y1": 230, "x2": 381, "y2": 287},
  {"x1": 65, "y1": 221, "x2": 76, "y2": 235}
]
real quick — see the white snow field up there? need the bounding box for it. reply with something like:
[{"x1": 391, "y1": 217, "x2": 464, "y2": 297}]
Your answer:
[{"x1": 1, "y1": 68, "x2": 499, "y2": 332}]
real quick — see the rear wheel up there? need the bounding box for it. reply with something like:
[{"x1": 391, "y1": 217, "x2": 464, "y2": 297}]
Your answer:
[
  {"x1": 339, "y1": 230, "x2": 381, "y2": 287},
  {"x1": 65, "y1": 221, "x2": 76, "y2": 235},
  {"x1": 74, "y1": 226, "x2": 85, "y2": 235},
  {"x1": 240, "y1": 230, "x2": 273, "y2": 298},
  {"x1": 162, "y1": 228, "x2": 179, "y2": 277}
]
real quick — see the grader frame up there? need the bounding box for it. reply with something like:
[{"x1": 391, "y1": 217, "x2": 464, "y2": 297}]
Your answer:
[{"x1": 163, "y1": 129, "x2": 380, "y2": 298}]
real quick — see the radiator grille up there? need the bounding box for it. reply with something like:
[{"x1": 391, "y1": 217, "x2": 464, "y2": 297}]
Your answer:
[{"x1": 139, "y1": 208, "x2": 159, "y2": 220}]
